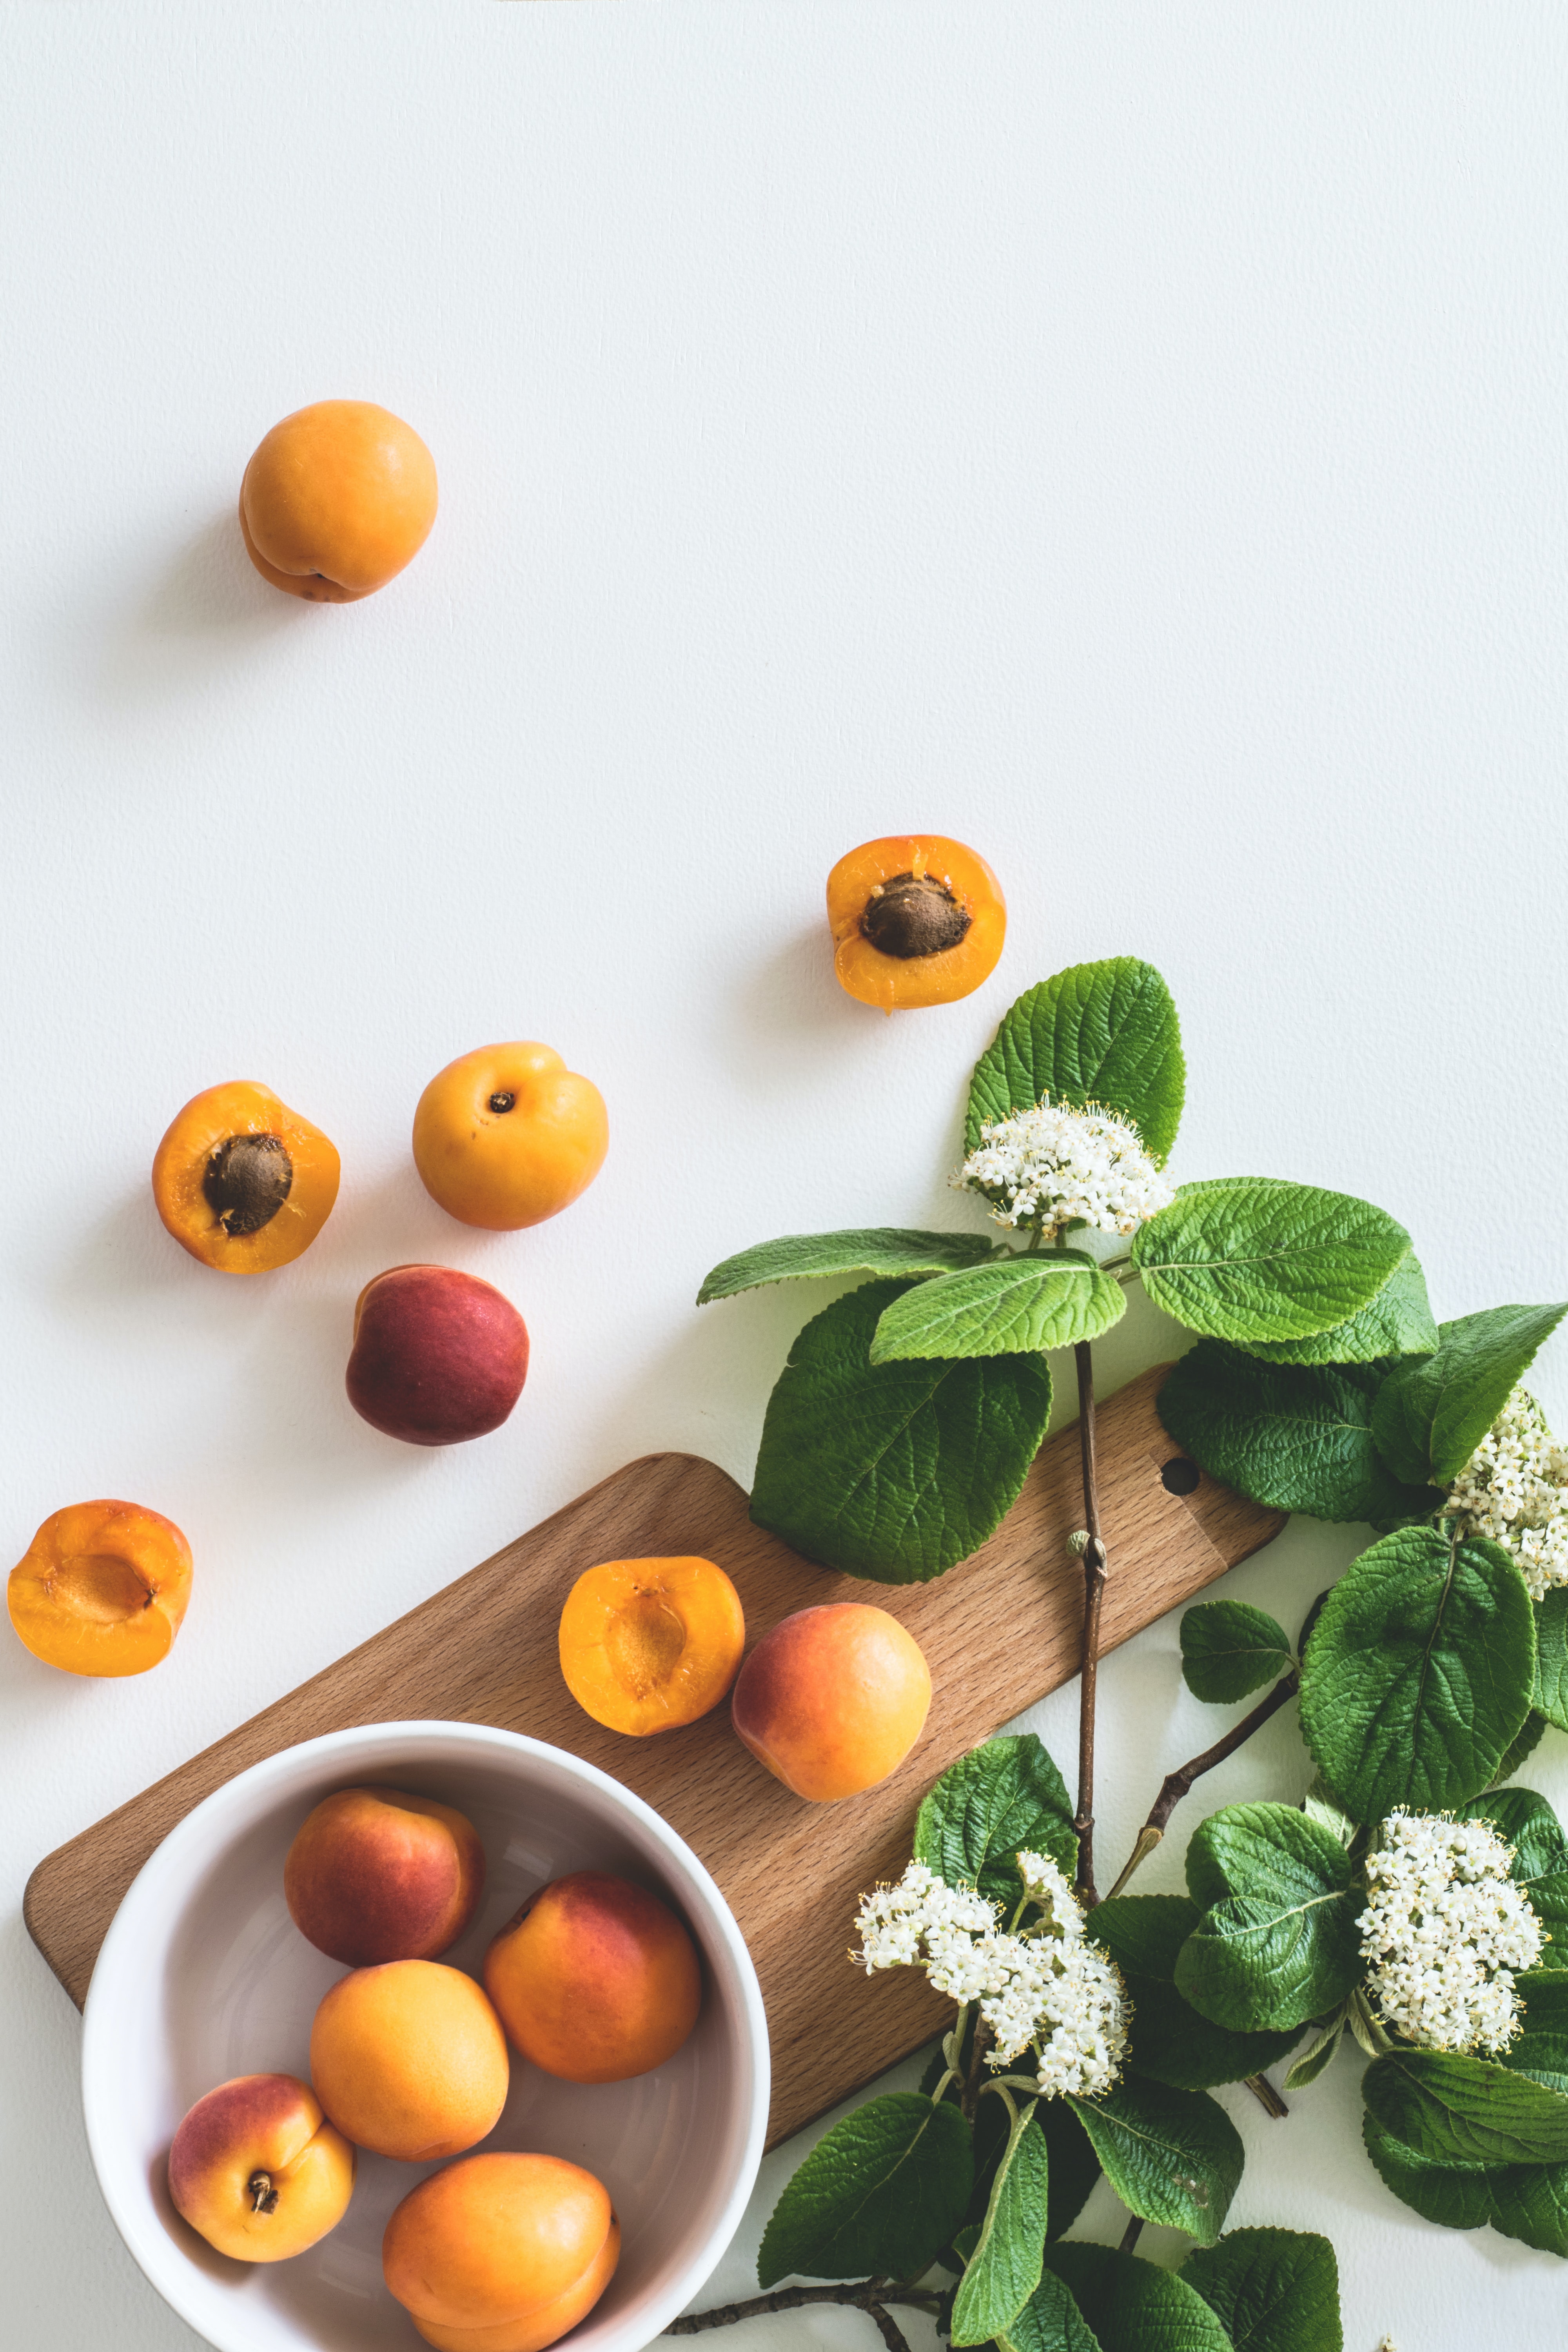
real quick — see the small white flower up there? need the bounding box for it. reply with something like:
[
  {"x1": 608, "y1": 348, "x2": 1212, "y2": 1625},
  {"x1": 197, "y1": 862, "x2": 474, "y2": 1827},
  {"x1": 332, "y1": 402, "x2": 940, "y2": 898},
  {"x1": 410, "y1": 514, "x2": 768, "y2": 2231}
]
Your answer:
[
  {"x1": 1444, "y1": 1387, "x2": 1568, "y2": 1603},
  {"x1": 952, "y1": 1095, "x2": 1174, "y2": 1245},
  {"x1": 1359, "y1": 1810, "x2": 1545, "y2": 2054}
]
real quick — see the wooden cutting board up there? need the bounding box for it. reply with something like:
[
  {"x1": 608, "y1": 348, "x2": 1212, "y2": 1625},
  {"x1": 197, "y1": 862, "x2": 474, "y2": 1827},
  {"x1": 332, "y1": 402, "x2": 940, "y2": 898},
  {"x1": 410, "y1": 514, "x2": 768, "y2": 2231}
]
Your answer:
[{"x1": 25, "y1": 1365, "x2": 1282, "y2": 2149}]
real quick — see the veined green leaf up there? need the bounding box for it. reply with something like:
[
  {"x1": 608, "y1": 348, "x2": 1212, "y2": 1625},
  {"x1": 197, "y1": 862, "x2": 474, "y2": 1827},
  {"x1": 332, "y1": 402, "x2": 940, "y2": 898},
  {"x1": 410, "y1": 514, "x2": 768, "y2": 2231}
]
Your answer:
[
  {"x1": 1180, "y1": 1600, "x2": 1294, "y2": 1703},
  {"x1": 1298, "y1": 1526, "x2": 1537, "y2": 1821},
  {"x1": 1183, "y1": 2227, "x2": 1343, "y2": 2352},
  {"x1": 749, "y1": 1278, "x2": 1053, "y2": 1581},
  {"x1": 996, "y1": 2268, "x2": 1104, "y2": 2352},
  {"x1": 1237, "y1": 1250, "x2": 1437, "y2": 1367},
  {"x1": 1176, "y1": 1804, "x2": 1359, "y2": 2033},
  {"x1": 1283, "y1": 2012, "x2": 1348, "y2": 2090},
  {"x1": 950, "y1": 2098, "x2": 1050, "y2": 2345},
  {"x1": 1363, "y1": 2047, "x2": 1568, "y2": 2167},
  {"x1": 1040, "y1": 2243, "x2": 1232, "y2": 2351},
  {"x1": 698, "y1": 1227, "x2": 993, "y2": 1304},
  {"x1": 1371, "y1": 1303, "x2": 1568, "y2": 1486},
  {"x1": 1535, "y1": 1590, "x2": 1568, "y2": 1733},
  {"x1": 1090, "y1": 1894, "x2": 1301, "y2": 2089},
  {"x1": 1501, "y1": 1973, "x2": 1568, "y2": 2095},
  {"x1": 1132, "y1": 1180, "x2": 1411, "y2": 1345},
  {"x1": 757, "y1": 2092, "x2": 973, "y2": 2285},
  {"x1": 871, "y1": 1251, "x2": 1124, "y2": 1362},
  {"x1": 1039, "y1": 2097, "x2": 1102, "y2": 2241},
  {"x1": 1362, "y1": 2109, "x2": 1568, "y2": 2256},
  {"x1": 966, "y1": 959, "x2": 1185, "y2": 1163},
  {"x1": 1456, "y1": 1786, "x2": 1568, "y2": 1969},
  {"x1": 1065, "y1": 2079, "x2": 1242, "y2": 2245},
  {"x1": 915, "y1": 1733, "x2": 1077, "y2": 1901},
  {"x1": 1493, "y1": 1710, "x2": 1548, "y2": 1785}
]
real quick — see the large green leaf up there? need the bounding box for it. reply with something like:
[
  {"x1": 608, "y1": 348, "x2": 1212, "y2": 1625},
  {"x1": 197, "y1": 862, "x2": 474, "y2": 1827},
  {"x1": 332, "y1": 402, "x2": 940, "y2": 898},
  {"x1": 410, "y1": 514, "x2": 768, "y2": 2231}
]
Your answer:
[
  {"x1": 1179, "y1": 1600, "x2": 1294, "y2": 1703},
  {"x1": 915, "y1": 1733, "x2": 1077, "y2": 1901},
  {"x1": 749, "y1": 1278, "x2": 1053, "y2": 1581},
  {"x1": 757, "y1": 2092, "x2": 973, "y2": 2285},
  {"x1": 950, "y1": 2100, "x2": 1050, "y2": 2346},
  {"x1": 1238, "y1": 1250, "x2": 1438, "y2": 1367},
  {"x1": 1065, "y1": 2079, "x2": 1243, "y2": 2245},
  {"x1": 1132, "y1": 1180, "x2": 1411, "y2": 1345},
  {"x1": 1298, "y1": 1526, "x2": 1537, "y2": 1821},
  {"x1": 1363, "y1": 2048, "x2": 1568, "y2": 2166},
  {"x1": 1159, "y1": 1342, "x2": 1440, "y2": 1524},
  {"x1": 966, "y1": 959, "x2": 1185, "y2": 1162},
  {"x1": 1039, "y1": 2097, "x2": 1102, "y2": 2241},
  {"x1": 1456, "y1": 1785, "x2": 1568, "y2": 1968},
  {"x1": 1182, "y1": 2228, "x2": 1343, "y2": 2352},
  {"x1": 1501, "y1": 1973, "x2": 1568, "y2": 2095},
  {"x1": 1175, "y1": 1804, "x2": 1360, "y2": 2033},
  {"x1": 871, "y1": 1252, "x2": 1125, "y2": 1362},
  {"x1": 998, "y1": 2270, "x2": 1104, "y2": 2352},
  {"x1": 1361, "y1": 2111, "x2": 1568, "y2": 2255},
  {"x1": 698, "y1": 1227, "x2": 993, "y2": 1303},
  {"x1": 1040, "y1": 2245, "x2": 1232, "y2": 2352},
  {"x1": 1535, "y1": 1590, "x2": 1568, "y2": 1733},
  {"x1": 1090, "y1": 1894, "x2": 1301, "y2": 2088},
  {"x1": 1371, "y1": 1303, "x2": 1568, "y2": 1486},
  {"x1": 1493, "y1": 1710, "x2": 1548, "y2": 1785}
]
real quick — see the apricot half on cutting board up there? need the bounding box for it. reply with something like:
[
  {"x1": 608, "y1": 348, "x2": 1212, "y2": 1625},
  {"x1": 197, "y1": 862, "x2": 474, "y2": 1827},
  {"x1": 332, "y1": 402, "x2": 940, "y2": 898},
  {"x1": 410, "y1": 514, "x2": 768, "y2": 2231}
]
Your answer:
[
  {"x1": 559, "y1": 1556, "x2": 745, "y2": 1735},
  {"x1": 240, "y1": 400, "x2": 437, "y2": 603},
  {"x1": 9, "y1": 1498, "x2": 192, "y2": 1676},
  {"x1": 828, "y1": 834, "x2": 1005, "y2": 1011},
  {"x1": 153, "y1": 1080, "x2": 340, "y2": 1272},
  {"x1": 413, "y1": 1043, "x2": 608, "y2": 1231}
]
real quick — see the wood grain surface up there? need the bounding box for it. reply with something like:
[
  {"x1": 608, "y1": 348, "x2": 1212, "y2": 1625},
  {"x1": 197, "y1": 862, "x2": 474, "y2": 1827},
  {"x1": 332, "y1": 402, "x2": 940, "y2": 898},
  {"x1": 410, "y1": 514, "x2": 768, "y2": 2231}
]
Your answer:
[{"x1": 25, "y1": 1364, "x2": 1282, "y2": 2148}]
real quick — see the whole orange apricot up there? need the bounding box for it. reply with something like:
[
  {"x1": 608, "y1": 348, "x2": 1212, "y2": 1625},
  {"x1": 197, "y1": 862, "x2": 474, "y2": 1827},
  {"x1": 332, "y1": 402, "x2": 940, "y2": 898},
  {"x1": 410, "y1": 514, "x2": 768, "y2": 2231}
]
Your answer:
[
  {"x1": 483, "y1": 1871, "x2": 702, "y2": 2085},
  {"x1": 413, "y1": 1044, "x2": 608, "y2": 1231},
  {"x1": 240, "y1": 400, "x2": 437, "y2": 602},
  {"x1": 558, "y1": 1555, "x2": 745, "y2": 1736},
  {"x1": 8, "y1": 1499, "x2": 192, "y2": 1677},
  {"x1": 285, "y1": 1786, "x2": 486, "y2": 1966},
  {"x1": 828, "y1": 835, "x2": 1005, "y2": 1011},
  {"x1": 152, "y1": 1080, "x2": 340, "y2": 1273},
  {"x1": 384, "y1": 2152, "x2": 619, "y2": 2352},
  {"x1": 731, "y1": 1602, "x2": 932, "y2": 1800},
  {"x1": 169, "y1": 2073, "x2": 355, "y2": 2263},
  {"x1": 310, "y1": 1960, "x2": 508, "y2": 2161}
]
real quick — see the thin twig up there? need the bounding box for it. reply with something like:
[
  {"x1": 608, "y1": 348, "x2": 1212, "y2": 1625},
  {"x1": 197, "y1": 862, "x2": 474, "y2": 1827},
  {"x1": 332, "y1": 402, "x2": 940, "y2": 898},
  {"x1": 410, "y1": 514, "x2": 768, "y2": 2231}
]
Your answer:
[
  {"x1": 960, "y1": 2014, "x2": 996, "y2": 2121},
  {"x1": 1073, "y1": 1340, "x2": 1108, "y2": 1909},
  {"x1": 1243, "y1": 2071, "x2": 1290, "y2": 2119},
  {"x1": 1103, "y1": 1670, "x2": 1301, "y2": 1901},
  {"x1": 1118, "y1": 2214, "x2": 1145, "y2": 2256},
  {"x1": 667, "y1": 2285, "x2": 945, "y2": 2336},
  {"x1": 865, "y1": 2307, "x2": 913, "y2": 2352}
]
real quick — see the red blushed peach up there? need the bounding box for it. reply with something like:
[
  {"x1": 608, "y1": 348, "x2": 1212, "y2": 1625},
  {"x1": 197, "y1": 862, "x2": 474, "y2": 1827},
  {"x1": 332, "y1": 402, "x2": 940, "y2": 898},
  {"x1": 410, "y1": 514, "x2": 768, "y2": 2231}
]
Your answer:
[
  {"x1": 384, "y1": 2152, "x2": 619, "y2": 2352},
  {"x1": 731, "y1": 1602, "x2": 932, "y2": 1801},
  {"x1": 284, "y1": 1785, "x2": 486, "y2": 1966},
  {"x1": 346, "y1": 1264, "x2": 528, "y2": 1446},
  {"x1": 168, "y1": 2073, "x2": 355, "y2": 2262},
  {"x1": 483, "y1": 1872, "x2": 701, "y2": 2085},
  {"x1": 310, "y1": 1960, "x2": 509, "y2": 2161}
]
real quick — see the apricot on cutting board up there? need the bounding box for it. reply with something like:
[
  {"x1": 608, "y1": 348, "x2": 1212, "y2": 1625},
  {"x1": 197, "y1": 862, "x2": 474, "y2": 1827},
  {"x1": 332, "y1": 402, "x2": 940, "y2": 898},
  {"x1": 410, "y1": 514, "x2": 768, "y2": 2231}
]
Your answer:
[
  {"x1": 8, "y1": 1499, "x2": 192, "y2": 1677},
  {"x1": 827, "y1": 835, "x2": 1005, "y2": 1011},
  {"x1": 558, "y1": 1555, "x2": 745, "y2": 1735},
  {"x1": 384, "y1": 2152, "x2": 620, "y2": 2352},
  {"x1": 152, "y1": 1080, "x2": 340, "y2": 1273},
  {"x1": 310, "y1": 1960, "x2": 508, "y2": 2161},
  {"x1": 483, "y1": 1871, "x2": 702, "y2": 2085},
  {"x1": 412, "y1": 1043, "x2": 608, "y2": 1231},
  {"x1": 346, "y1": 1264, "x2": 529, "y2": 1445},
  {"x1": 240, "y1": 399, "x2": 437, "y2": 602},
  {"x1": 285, "y1": 1786, "x2": 486, "y2": 1966},
  {"x1": 168, "y1": 2073, "x2": 355, "y2": 2262},
  {"x1": 731, "y1": 1602, "x2": 932, "y2": 1800}
]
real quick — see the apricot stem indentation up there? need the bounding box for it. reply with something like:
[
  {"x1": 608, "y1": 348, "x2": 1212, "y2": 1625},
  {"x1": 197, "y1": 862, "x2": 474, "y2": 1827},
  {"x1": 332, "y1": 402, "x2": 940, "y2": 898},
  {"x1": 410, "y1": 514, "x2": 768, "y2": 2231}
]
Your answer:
[{"x1": 247, "y1": 2172, "x2": 280, "y2": 2215}]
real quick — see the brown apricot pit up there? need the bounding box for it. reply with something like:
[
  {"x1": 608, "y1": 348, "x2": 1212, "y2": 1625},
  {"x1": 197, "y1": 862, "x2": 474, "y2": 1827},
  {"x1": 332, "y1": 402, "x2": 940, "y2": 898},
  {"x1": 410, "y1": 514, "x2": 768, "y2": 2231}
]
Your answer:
[
  {"x1": 859, "y1": 871, "x2": 972, "y2": 960},
  {"x1": 203, "y1": 1133, "x2": 294, "y2": 1236}
]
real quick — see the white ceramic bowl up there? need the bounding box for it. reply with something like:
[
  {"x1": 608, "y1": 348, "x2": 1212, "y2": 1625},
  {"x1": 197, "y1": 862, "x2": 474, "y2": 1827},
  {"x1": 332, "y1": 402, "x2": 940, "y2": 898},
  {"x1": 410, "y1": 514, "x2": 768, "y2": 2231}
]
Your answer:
[{"x1": 82, "y1": 1721, "x2": 769, "y2": 2352}]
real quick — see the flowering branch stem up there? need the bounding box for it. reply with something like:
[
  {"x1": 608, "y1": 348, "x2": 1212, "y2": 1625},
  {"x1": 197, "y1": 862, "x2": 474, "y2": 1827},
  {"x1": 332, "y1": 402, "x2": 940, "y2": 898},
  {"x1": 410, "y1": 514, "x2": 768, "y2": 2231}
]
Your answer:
[
  {"x1": 667, "y1": 2285, "x2": 946, "y2": 2336},
  {"x1": 959, "y1": 2013, "x2": 996, "y2": 2121},
  {"x1": 1118, "y1": 2215, "x2": 1145, "y2": 2256},
  {"x1": 1073, "y1": 1340, "x2": 1108, "y2": 1910},
  {"x1": 1103, "y1": 1670, "x2": 1300, "y2": 1902}
]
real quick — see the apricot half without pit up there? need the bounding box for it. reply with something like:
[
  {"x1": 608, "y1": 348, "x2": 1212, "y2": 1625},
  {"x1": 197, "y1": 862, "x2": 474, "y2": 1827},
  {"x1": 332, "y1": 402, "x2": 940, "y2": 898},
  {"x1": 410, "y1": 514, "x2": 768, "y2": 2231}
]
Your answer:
[
  {"x1": 152, "y1": 1080, "x2": 340, "y2": 1273},
  {"x1": 240, "y1": 399, "x2": 437, "y2": 603},
  {"x1": 8, "y1": 1498, "x2": 192, "y2": 1677}
]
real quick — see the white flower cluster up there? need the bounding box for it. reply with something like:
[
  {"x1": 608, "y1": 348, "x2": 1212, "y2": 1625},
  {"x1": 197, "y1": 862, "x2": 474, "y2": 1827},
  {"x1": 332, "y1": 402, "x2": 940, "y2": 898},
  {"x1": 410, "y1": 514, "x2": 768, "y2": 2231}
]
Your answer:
[
  {"x1": 952, "y1": 1096, "x2": 1174, "y2": 1244},
  {"x1": 854, "y1": 1854, "x2": 1128, "y2": 2099},
  {"x1": 1359, "y1": 1810, "x2": 1544, "y2": 2054},
  {"x1": 1444, "y1": 1387, "x2": 1568, "y2": 1603}
]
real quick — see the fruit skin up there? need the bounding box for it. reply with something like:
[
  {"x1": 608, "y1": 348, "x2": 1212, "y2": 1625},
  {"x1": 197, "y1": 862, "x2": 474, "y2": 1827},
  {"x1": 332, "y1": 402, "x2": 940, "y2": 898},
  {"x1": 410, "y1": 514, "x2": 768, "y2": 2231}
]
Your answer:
[
  {"x1": 240, "y1": 399, "x2": 437, "y2": 602},
  {"x1": 285, "y1": 1785, "x2": 486, "y2": 1966},
  {"x1": 346, "y1": 1264, "x2": 528, "y2": 1446},
  {"x1": 7, "y1": 1499, "x2": 192, "y2": 1678},
  {"x1": 413, "y1": 1043, "x2": 609, "y2": 1232},
  {"x1": 731, "y1": 1602, "x2": 932, "y2": 1800},
  {"x1": 152, "y1": 1079, "x2": 341, "y2": 1274},
  {"x1": 310, "y1": 1959, "x2": 508, "y2": 2161},
  {"x1": 827, "y1": 835, "x2": 1005, "y2": 1011},
  {"x1": 558, "y1": 1555, "x2": 745, "y2": 1736},
  {"x1": 383, "y1": 2151, "x2": 619, "y2": 2352},
  {"x1": 168, "y1": 2072, "x2": 355, "y2": 2263},
  {"x1": 483, "y1": 1871, "x2": 702, "y2": 2085}
]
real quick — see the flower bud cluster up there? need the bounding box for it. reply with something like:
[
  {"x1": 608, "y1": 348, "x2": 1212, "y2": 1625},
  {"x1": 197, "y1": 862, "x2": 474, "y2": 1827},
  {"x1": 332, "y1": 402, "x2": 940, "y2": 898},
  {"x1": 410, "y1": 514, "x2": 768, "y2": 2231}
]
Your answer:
[
  {"x1": 1359, "y1": 1810, "x2": 1544, "y2": 2054},
  {"x1": 1444, "y1": 1386, "x2": 1568, "y2": 1603},
  {"x1": 952, "y1": 1096, "x2": 1174, "y2": 1245}
]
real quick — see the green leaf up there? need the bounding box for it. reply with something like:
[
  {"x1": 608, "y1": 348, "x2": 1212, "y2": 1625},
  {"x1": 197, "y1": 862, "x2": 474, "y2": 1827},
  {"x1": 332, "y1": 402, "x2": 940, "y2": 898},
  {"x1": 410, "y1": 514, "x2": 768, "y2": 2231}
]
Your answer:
[
  {"x1": 1132, "y1": 1179, "x2": 1412, "y2": 1345},
  {"x1": 1297, "y1": 1526, "x2": 1537, "y2": 1820},
  {"x1": 1065, "y1": 2078, "x2": 1243, "y2": 2245},
  {"x1": 1158, "y1": 1343, "x2": 1439, "y2": 1524},
  {"x1": 1536, "y1": 1590, "x2": 1568, "y2": 1733},
  {"x1": 1180, "y1": 1600, "x2": 1294, "y2": 1703},
  {"x1": 1183, "y1": 2227, "x2": 1343, "y2": 2352},
  {"x1": 997, "y1": 2270, "x2": 1104, "y2": 2352},
  {"x1": 1039, "y1": 2096, "x2": 1101, "y2": 2240},
  {"x1": 1040, "y1": 2244, "x2": 1232, "y2": 2352},
  {"x1": 756, "y1": 2092, "x2": 974, "y2": 2285},
  {"x1": 1283, "y1": 2013, "x2": 1347, "y2": 2091},
  {"x1": 1502, "y1": 1973, "x2": 1568, "y2": 2095},
  {"x1": 871, "y1": 1252, "x2": 1125, "y2": 1362},
  {"x1": 1361, "y1": 2107, "x2": 1568, "y2": 2254},
  {"x1": 1363, "y1": 2047, "x2": 1568, "y2": 2165},
  {"x1": 749, "y1": 1278, "x2": 1053, "y2": 1581},
  {"x1": 1494, "y1": 1709, "x2": 1549, "y2": 1784},
  {"x1": 950, "y1": 2098, "x2": 1050, "y2": 2346},
  {"x1": 698, "y1": 1227, "x2": 993, "y2": 1303},
  {"x1": 1237, "y1": 1251, "x2": 1438, "y2": 1367},
  {"x1": 966, "y1": 959, "x2": 1185, "y2": 1162},
  {"x1": 1370, "y1": 1303, "x2": 1568, "y2": 1486},
  {"x1": 1456, "y1": 1785, "x2": 1568, "y2": 1967},
  {"x1": 915, "y1": 1733, "x2": 1078, "y2": 1900},
  {"x1": 1175, "y1": 1804, "x2": 1360, "y2": 2033},
  {"x1": 1090, "y1": 1894, "x2": 1302, "y2": 2089}
]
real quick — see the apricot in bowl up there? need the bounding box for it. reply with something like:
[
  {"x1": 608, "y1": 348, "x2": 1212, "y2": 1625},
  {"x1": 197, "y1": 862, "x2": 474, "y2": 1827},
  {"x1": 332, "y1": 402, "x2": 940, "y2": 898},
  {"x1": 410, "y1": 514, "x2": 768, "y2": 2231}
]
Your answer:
[
  {"x1": 827, "y1": 834, "x2": 1005, "y2": 1011},
  {"x1": 284, "y1": 1784, "x2": 486, "y2": 1965},
  {"x1": 559, "y1": 1556, "x2": 745, "y2": 1736},
  {"x1": 310, "y1": 1958, "x2": 509, "y2": 2161},
  {"x1": 731, "y1": 1602, "x2": 932, "y2": 1800},
  {"x1": 483, "y1": 1871, "x2": 702, "y2": 2085},
  {"x1": 167, "y1": 2073, "x2": 354, "y2": 2263},
  {"x1": 346, "y1": 1263, "x2": 529, "y2": 1445},
  {"x1": 240, "y1": 399, "x2": 438, "y2": 602},
  {"x1": 152, "y1": 1080, "x2": 340, "y2": 1274},
  {"x1": 414, "y1": 1042, "x2": 609, "y2": 1231},
  {"x1": 8, "y1": 1498, "x2": 192, "y2": 1677},
  {"x1": 384, "y1": 2151, "x2": 620, "y2": 2352}
]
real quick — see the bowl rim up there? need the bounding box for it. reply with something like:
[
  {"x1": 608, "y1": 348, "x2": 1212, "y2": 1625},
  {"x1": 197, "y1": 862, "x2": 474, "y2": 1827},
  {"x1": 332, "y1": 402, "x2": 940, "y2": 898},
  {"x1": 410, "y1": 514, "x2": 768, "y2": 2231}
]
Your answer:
[{"x1": 81, "y1": 1718, "x2": 771, "y2": 2352}]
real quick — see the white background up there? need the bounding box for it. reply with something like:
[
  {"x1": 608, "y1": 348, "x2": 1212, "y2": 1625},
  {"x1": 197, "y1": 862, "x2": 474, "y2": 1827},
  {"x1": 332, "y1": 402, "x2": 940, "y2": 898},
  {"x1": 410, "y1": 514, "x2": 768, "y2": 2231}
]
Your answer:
[{"x1": 3, "y1": 6, "x2": 1566, "y2": 2348}]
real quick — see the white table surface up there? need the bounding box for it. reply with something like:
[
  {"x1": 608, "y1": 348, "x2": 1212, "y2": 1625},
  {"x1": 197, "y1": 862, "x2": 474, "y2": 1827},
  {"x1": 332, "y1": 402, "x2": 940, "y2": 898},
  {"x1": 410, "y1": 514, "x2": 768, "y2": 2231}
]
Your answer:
[{"x1": 4, "y1": 8, "x2": 1566, "y2": 2349}]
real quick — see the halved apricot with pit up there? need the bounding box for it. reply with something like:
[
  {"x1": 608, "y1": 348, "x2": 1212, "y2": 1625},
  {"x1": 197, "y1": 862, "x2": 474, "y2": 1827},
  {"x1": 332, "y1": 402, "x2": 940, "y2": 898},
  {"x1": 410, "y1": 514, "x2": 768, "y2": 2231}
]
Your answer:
[
  {"x1": 827, "y1": 835, "x2": 1006, "y2": 1011},
  {"x1": 8, "y1": 1498, "x2": 192, "y2": 1676},
  {"x1": 152, "y1": 1080, "x2": 340, "y2": 1272},
  {"x1": 558, "y1": 1556, "x2": 745, "y2": 1735}
]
